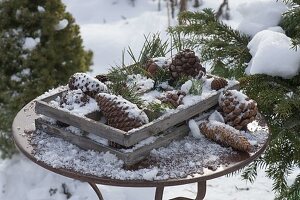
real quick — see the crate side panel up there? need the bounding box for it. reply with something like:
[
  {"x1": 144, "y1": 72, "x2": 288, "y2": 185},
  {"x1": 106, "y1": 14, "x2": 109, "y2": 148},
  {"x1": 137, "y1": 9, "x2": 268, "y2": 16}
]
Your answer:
[
  {"x1": 125, "y1": 84, "x2": 240, "y2": 146},
  {"x1": 35, "y1": 118, "x2": 129, "y2": 161},
  {"x1": 35, "y1": 100, "x2": 126, "y2": 145},
  {"x1": 125, "y1": 124, "x2": 190, "y2": 166}
]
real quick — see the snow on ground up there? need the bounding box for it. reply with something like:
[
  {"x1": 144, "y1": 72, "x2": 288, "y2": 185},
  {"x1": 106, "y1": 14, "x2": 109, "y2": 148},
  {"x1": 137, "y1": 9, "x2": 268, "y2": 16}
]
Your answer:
[
  {"x1": 1, "y1": 0, "x2": 299, "y2": 199},
  {"x1": 62, "y1": 0, "x2": 171, "y2": 75},
  {"x1": 0, "y1": 154, "x2": 276, "y2": 200}
]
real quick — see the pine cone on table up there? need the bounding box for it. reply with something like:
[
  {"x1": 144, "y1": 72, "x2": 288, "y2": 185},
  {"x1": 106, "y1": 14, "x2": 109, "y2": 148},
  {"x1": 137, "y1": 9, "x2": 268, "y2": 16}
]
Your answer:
[
  {"x1": 169, "y1": 49, "x2": 206, "y2": 79},
  {"x1": 68, "y1": 73, "x2": 108, "y2": 98},
  {"x1": 199, "y1": 121, "x2": 253, "y2": 152},
  {"x1": 211, "y1": 78, "x2": 228, "y2": 90},
  {"x1": 159, "y1": 91, "x2": 186, "y2": 108},
  {"x1": 95, "y1": 93, "x2": 149, "y2": 132},
  {"x1": 145, "y1": 57, "x2": 169, "y2": 77},
  {"x1": 219, "y1": 90, "x2": 258, "y2": 130}
]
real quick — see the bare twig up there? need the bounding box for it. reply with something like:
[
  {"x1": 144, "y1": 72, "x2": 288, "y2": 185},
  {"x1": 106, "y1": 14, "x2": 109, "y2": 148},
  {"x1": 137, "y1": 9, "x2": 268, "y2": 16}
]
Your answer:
[{"x1": 216, "y1": 0, "x2": 230, "y2": 20}]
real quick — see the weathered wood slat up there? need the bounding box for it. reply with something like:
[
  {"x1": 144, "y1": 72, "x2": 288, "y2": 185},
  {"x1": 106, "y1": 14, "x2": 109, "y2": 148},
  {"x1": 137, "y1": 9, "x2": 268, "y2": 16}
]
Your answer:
[{"x1": 35, "y1": 101, "x2": 127, "y2": 145}]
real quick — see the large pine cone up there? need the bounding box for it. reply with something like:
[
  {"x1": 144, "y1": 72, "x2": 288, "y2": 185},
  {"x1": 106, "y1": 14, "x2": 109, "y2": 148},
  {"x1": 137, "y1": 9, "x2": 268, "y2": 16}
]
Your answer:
[
  {"x1": 200, "y1": 121, "x2": 253, "y2": 152},
  {"x1": 211, "y1": 78, "x2": 228, "y2": 90},
  {"x1": 169, "y1": 49, "x2": 206, "y2": 79},
  {"x1": 219, "y1": 90, "x2": 258, "y2": 130},
  {"x1": 95, "y1": 93, "x2": 149, "y2": 132},
  {"x1": 69, "y1": 73, "x2": 108, "y2": 98}
]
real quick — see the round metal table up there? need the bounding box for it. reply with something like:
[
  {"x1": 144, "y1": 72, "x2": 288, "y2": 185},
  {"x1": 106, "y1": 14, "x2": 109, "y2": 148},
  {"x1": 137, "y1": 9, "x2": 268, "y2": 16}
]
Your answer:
[{"x1": 12, "y1": 101, "x2": 269, "y2": 200}]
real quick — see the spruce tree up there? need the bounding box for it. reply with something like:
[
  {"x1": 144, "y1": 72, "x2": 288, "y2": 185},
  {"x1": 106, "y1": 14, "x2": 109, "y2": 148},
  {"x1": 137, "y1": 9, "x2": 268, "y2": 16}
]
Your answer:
[
  {"x1": 169, "y1": 1, "x2": 300, "y2": 199},
  {"x1": 0, "y1": 0, "x2": 93, "y2": 158}
]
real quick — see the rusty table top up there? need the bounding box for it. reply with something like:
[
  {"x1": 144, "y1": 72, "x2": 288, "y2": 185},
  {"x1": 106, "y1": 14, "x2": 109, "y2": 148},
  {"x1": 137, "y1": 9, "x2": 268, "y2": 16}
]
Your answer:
[{"x1": 12, "y1": 100, "x2": 269, "y2": 188}]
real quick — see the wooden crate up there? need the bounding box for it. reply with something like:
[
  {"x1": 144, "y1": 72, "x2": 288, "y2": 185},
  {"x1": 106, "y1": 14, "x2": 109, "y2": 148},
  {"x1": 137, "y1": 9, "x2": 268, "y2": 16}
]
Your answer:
[
  {"x1": 35, "y1": 83, "x2": 239, "y2": 148},
  {"x1": 35, "y1": 117, "x2": 192, "y2": 166}
]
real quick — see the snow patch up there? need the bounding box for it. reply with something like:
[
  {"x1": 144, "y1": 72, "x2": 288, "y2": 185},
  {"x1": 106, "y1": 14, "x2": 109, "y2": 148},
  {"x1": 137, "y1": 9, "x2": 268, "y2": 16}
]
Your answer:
[
  {"x1": 55, "y1": 19, "x2": 69, "y2": 31},
  {"x1": 23, "y1": 37, "x2": 40, "y2": 50},
  {"x1": 188, "y1": 119, "x2": 202, "y2": 139},
  {"x1": 247, "y1": 30, "x2": 300, "y2": 79},
  {"x1": 37, "y1": 6, "x2": 45, "y2": 12},
  {"x1": 208, "y1": 110, "x2": 224, "y2": 123},
  {"x1": 237, "y1": 0, "x2": 287, "y2": 37}
]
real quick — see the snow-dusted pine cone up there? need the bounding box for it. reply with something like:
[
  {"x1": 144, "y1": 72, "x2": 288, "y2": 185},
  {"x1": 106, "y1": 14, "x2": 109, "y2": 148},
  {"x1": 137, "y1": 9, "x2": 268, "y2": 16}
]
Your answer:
[
  {"x1": 95, "y1": 93, "x2": 149, "y2": 132},
  {"x1": 145, "y1": 57, "x2": 169, "y2": 77},
  {"x1": 68, "y1": 73, "x2": 108, "y2": 98},
  {"x1": 199, "y1": 121, "x2": 253, "y2": 152},
  {"x1": 160, "y1": 91, "x2": 186, "y2": 108},
  {"x1": 219, "y1": 90, "x2": 258, "y2": 130},
  {"x1": 169, "y1": 49, "x2": 206, "y2": 79},
  {"x1": 211, "y1": 78, "x2": 228, "y2": 90}
]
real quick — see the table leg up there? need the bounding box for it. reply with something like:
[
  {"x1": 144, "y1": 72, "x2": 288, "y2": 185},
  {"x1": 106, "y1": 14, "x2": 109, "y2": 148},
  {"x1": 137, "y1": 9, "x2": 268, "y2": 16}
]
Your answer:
[
  {"x1": 169, "y1": 181, "x2": 207, "y2": 200},
  {"x1": 155, "y1": 186, "x2": 165, "y2": 200},
  {"x1": 195, "y1": 181, "x2": 206, "y2": 200},
  {"x1": 88, "y1": 182, "x2": 104, "y2": 200}
]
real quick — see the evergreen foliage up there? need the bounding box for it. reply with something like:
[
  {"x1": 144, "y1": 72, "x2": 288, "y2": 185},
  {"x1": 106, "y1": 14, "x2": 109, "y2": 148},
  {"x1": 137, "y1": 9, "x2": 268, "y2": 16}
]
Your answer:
[
  {"x1": 0, "y1": 0, "x2": 92, "y2": 158},
  {"x1": 170, "y1": 4, "x2": 300, "y2": 200},
  {"x1": 281, "y1": 0, "x2": 300, "y2": 49},
  {"x1": 106, "y1": 34, "x2": 170, "y2": 108},
  {"x1": 169, "y1": 9, "x2": 251, "y2": 78}
]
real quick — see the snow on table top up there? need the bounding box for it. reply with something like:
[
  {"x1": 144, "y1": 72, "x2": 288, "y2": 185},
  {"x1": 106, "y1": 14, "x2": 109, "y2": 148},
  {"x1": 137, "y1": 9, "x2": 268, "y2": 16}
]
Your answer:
[{"x1": 30, "y1": 123, "x2": 268, "y2": 181}]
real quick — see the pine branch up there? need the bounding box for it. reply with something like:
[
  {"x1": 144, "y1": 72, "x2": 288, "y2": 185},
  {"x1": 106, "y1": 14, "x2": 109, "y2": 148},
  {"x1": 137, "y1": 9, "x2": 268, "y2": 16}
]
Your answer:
[
  {"x1": 169, "y1": 9, "x2": 251, "y2": 79},
  {"x1": 281, "y1": 2, "x2": 300, "y2": 49}
]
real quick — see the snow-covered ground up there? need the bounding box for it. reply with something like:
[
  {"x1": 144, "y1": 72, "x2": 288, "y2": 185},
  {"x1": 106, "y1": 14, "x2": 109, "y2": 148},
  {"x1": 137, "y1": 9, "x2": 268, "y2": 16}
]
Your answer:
[
  {"x1": 0, "y1": 154, "x2": 275, "y2": 200},
  {"x1": 1, "y1": 0, "x2": 300, "y2": 199}
]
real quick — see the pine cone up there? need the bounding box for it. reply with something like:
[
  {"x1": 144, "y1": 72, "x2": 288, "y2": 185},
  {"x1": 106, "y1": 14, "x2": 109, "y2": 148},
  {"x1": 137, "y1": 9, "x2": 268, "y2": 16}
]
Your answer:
[
  {"x1": 95, "y1": 74, "x2": 109, "y2": 83},
  {"x1": 211, "y1": 78, "x2": 228, "y2": 90},
  {"x1": 199, "y1": 121, "x2": 253, "y2": 152},
  {"x1": 160, "y1": 91, "x2": 186, "y2": 108},
  {"x1": 145, "y1": 57, "x2": 169, "y2": 77},
  {"x1": 169, "y1": 49, "x2": 206, "y2": 79},
  {"x1": 219, "y1": 90, "x2": 258, "y2": 130},
  {"x1": 68, "y1": 73, "x2": 108, "y2": 98},
  {"x1": 145, "y1": 59, "x2": 159, "y2": 76},
  {"x1": 95, "y1": 93, "x2": 149, "y2": 132}
]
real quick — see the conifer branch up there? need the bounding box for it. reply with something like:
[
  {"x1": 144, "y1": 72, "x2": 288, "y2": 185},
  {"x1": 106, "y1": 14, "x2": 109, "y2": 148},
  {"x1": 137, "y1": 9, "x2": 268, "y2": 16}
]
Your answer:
[{"x1": 169, "y1": 9, "x2": 251, "y2": 78}]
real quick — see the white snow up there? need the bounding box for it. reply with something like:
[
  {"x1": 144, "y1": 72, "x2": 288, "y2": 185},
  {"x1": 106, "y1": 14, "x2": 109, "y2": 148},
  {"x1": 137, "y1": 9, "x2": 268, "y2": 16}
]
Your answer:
[
  {"x1": 152, "y1": 57, "x2": 171, "y2": 68},
  {"x1": 0, "y1": 154, "x2": 281, "y2": 200},
  {"x1": 23, "y1": 37, "x2": 40, "y2": 50},
  {"x1": 49, "y1": 90, "x2": 99, "y2": 117},
  {"x1": 55, "y1": 19, "x2": 69, "y2": 31},
  {"x1": 181, "y1": 80, "x2": 193, "y2": 94},
  {"x1": 237, "y1": 0, "x2": 287, "y2": 37},
  {"x1": 37, "y1": 6, "x2": 45, "y2": 13},
  {"x1": 127, "y1": 74, "x2": 154, "y2": 93},
  {"x1": 247, "y1": 30, "x2": 300, "y2": 78},
  {"x1": 208, "y1": 110, "x2": 225, "y2": 123},
  {"x1": 10, "y1": 74, "x2": 21, "y2": 82},
  {"x1": 188, "y1": 119, "x2": 203, "y2": 139},
  {"x1": 2, "y1": 0, "x2": 299, "y2": 199}
]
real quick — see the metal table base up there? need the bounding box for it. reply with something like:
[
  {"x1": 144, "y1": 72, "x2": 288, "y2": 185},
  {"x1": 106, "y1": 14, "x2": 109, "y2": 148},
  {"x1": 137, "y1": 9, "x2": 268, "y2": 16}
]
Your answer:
[{"x1": 88, "y1": 181, "x2": 206, "y2": 200}]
